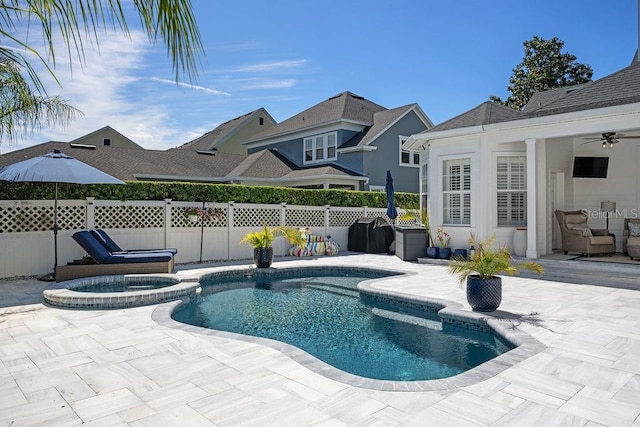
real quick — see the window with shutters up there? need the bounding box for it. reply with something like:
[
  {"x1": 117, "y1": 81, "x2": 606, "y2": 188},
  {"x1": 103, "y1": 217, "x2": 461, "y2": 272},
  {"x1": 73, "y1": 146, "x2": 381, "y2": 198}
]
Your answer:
[
  {"x1": 497, "y1": 156, "x2": 526, "y2": 226},
  {"x1": 442, "y1": 158, "x2": 471, "y2": 225},
  {"x1": 303, "y1": 132, "x2": 337, "y2": 164}
]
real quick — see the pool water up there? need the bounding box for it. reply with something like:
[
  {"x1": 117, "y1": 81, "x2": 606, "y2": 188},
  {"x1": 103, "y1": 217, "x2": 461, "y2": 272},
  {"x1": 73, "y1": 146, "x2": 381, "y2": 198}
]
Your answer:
[{"x1": 172, "y1": 273, "x2": 512, "y2": 381}]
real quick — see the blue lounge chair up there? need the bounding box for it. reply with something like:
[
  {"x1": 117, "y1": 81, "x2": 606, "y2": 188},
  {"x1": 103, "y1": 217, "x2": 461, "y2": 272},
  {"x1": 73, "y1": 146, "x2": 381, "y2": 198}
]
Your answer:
[
  {"x1": 91, "y1": 229, "x2": 178, "y2": 255},
  {"x1": 56, "y1": 231, "x2": 175, "y2": 282}
]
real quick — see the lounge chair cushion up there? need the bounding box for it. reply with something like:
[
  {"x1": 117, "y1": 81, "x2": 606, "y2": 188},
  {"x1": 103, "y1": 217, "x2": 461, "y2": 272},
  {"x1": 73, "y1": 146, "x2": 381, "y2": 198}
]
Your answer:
[
  {"x1": 73, "y1": 231, "x2": 173, "y2": 264},
  {"x1": 91, "y1": 229, "x2": 178, "y2": 255}
]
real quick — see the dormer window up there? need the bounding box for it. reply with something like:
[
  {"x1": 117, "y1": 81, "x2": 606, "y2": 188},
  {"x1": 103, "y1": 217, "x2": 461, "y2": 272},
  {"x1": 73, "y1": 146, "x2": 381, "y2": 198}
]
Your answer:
[{"x1": 303, "y1": 132, "x2": 337, "y2": 164}]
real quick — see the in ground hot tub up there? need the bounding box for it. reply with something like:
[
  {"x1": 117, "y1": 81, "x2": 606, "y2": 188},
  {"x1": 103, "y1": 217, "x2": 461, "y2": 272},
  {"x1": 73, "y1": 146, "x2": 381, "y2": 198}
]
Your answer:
[{"x1": 44, "y1": 275, "x2": 199, "y2": 309}]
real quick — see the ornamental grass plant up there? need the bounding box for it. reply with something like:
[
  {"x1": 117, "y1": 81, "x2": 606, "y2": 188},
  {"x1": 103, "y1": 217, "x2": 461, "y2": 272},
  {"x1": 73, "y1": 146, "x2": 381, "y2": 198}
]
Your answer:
[
  {"x1": 240, "y1": 224, "x2": 306, "y2": 249},
  {"x1": 447, "y1": 233, "x2": 544, "y2": 283}
]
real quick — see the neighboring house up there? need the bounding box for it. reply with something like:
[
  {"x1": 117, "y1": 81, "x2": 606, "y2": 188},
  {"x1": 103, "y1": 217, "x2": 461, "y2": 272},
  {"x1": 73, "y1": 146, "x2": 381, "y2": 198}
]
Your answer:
[
  {"x1": 0, "y1": 142, "x2": 248, "y2": 182},
  {"x1": 175, "y1": 108, "x2": 276, "y2": 155},
  {"x1": 70, "y1": 126, "x2": 143, "y2": 149},
  {"x1": 404, "y1": 58, "x2": 640, "y2": 258},
  {"x1": 1, "y1": 93, "x2": 431, "y2": 192},
  {"x1": 243, "y1": 91, "x2": 433, "y2": 192}
]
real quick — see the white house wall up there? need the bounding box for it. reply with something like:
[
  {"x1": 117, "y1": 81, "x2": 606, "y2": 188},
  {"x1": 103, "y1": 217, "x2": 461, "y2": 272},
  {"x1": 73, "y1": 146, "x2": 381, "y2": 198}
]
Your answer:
[{"x1": 427, "y1": 136, "x2": 480, "y2": 251}]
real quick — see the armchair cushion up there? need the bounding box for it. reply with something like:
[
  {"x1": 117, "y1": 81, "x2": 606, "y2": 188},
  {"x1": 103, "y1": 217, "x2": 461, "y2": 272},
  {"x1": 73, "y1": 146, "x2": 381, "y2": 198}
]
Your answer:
[
  {"x1": 565, "y1": 214, "x2": 588, "y2": 226},
  {"x1": 570, "y1": 227, "x2": 593, "y2": 237},
  {"x1": 629, "y1": 222, "x2": 640, "y2": 237},
  {"x1": 588, "y1": 236, "x2": 614, "y2": 246}
]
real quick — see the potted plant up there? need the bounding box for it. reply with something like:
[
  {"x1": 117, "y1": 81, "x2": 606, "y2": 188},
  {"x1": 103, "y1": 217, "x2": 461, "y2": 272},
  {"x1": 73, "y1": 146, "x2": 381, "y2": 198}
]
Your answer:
[
  {"x1": 447, "y1": 233, "x2": 544, "y2": 312},
  {"x1": 435, "y1": 227, "x2": 451, "y2": 259},
  {"x1": 240, "y1": 224, "x2": 306, "y2": 268},
  {"x1": 184, "y1": 207, "x2": 199, "y2": 223}
]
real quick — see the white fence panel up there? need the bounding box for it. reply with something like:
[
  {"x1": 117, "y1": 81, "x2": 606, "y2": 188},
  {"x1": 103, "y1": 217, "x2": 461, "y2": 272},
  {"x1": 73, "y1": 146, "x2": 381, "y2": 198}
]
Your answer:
[{"x1": 0, "y1": 198, "x2": 406, "y2": 278}]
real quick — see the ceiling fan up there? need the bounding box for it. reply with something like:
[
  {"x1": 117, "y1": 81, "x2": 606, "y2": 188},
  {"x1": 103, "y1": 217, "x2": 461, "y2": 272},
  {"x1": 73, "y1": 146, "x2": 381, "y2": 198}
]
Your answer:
[{"x1": 582, "y1": 131, "x2": 640, "y2": 149}]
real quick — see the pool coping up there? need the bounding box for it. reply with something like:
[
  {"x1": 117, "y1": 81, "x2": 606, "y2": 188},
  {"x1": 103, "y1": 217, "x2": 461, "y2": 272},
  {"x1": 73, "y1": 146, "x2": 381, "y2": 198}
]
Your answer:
[
  {"x1": 151, "y1": 265, "x2": 547, "y2": 391},
  {"x1": 43, "y1": 274, "x2": 200, "y2": 309}
]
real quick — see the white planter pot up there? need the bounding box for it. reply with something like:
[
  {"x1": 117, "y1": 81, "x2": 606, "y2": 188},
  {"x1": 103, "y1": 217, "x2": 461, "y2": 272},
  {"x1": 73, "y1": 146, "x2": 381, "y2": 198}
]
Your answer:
[{"x1": 512, "y1": 228, "x2": 527, "y2": 257}]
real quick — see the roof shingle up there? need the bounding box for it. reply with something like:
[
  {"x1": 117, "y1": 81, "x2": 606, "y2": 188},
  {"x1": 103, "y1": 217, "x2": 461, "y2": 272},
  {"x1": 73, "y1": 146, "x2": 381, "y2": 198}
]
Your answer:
[{"x1": 245, "y1": 92, "x2": 387, "y2": 143}]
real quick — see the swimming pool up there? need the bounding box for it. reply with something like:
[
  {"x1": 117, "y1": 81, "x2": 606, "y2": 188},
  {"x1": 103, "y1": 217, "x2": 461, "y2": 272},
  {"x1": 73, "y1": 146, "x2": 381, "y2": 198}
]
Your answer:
[{"x1": 171, "y1": 270, "x2": 513, "y2": 381}]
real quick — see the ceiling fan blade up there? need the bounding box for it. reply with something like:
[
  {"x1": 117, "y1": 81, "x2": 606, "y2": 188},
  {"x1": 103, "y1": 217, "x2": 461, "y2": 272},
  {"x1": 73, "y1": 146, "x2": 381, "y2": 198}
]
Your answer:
[
  {"x1": 615, "y1": 135, "x2": 640, "y2": 139},
  {"x1": 580, "y1": 140, "x2": 599, "y2": 145}
]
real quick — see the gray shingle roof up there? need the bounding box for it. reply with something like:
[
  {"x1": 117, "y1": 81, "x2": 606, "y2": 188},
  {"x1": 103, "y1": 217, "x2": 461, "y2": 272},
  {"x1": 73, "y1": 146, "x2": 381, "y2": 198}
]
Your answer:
[
  {"x1": 227, "y1": 149, "x2": 362, "y2": 179},
  {"x1": 226, "y1": 150, "x2": 295, "y2": 178},
  {"x1": 341, "y1": 104, "x2": 416, "y2": 148},
  {"x1": 245, "y1": 91, "x2": 387, "y2": 143},
  {"x1": 284, "y1": 166, "x2": 353, "y2": 178},
  {"x1": 522, "y1": 83, "x2": 592, "y2": 112},
  {"x1": 175, "y1": 109, "x2": 263, "y2": 151},
  {"x1": 425, "y1": 102, "x2": 523, "y2": 133},
  {"x1": 0, "y1": 142, "x2": 246, "y2": 182},
  {"x1": 0, "y1": 143, "x2": 364, "y2": 184},
  {"x1": 523, "y1": 60, "x2": 640, "y2": 117},
  {"x1": 423, "y1": 61, "x2": 640, "y2": 134}
]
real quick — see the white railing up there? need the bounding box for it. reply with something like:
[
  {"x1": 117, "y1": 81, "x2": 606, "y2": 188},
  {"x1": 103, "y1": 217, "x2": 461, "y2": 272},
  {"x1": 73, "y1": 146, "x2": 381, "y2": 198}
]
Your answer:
[{"x1": 0, "y1": 198, "x2": 415, "y2": 278}]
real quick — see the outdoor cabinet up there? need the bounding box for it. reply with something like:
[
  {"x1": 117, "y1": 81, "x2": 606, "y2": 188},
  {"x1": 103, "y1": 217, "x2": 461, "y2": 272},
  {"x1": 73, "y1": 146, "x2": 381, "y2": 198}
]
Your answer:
[{"x1": 395, "y1": 226, "x2": 427, "y2": 261}]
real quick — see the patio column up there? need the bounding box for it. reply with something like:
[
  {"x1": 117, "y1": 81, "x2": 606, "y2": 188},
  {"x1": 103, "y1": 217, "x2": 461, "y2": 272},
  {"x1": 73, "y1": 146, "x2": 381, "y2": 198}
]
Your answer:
[{"x1": 525, "y1": 138, "x2": 541, "y2": 258}]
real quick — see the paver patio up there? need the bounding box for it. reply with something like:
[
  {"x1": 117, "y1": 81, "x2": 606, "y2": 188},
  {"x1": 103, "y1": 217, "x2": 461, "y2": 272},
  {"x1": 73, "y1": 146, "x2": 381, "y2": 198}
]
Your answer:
[{"x1": 0, "y1": 254, "x2": 639, "y2": 426}]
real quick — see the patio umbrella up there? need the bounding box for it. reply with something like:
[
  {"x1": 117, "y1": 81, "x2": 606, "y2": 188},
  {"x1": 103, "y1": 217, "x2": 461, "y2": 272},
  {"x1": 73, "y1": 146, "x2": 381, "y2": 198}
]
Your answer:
[
  {"x1": 0, "y1": 150, "x2": 125, "y2": 280},
  {"x1": 385, "y1": 170, "x2": 398, "y2": 221}
]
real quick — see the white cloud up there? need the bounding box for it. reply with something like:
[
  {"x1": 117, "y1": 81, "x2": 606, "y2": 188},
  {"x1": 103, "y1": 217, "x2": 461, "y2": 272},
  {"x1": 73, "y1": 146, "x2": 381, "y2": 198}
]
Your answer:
[
  {"x1": 3, "y1": 30, "x2": 205, "y2": 152},
  {"x1": 240, "y1": 79, "x2": 297, "y2": 90},
  {"x1": 150, "y1": 77, "x2": 231, "y2": 96},
  {"x1": 225, "y1": 59, "x2": 308, "y2": 73}
]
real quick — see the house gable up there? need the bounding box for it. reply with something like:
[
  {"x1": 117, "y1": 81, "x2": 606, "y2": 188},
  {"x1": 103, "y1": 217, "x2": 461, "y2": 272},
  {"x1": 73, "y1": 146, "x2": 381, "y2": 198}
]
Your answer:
[
  {"x1": 70, "y1": 126, "x2": 143, "y2": 149},
  {"x1": 176, "y1": 108, "x2": 276, "y2": 155}
]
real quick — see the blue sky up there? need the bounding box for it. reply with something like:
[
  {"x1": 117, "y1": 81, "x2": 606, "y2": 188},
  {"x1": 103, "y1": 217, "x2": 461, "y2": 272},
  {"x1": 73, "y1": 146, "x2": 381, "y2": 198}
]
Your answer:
[{"x1": 7, "y1": 0, "x2": 638, "y2": 153}]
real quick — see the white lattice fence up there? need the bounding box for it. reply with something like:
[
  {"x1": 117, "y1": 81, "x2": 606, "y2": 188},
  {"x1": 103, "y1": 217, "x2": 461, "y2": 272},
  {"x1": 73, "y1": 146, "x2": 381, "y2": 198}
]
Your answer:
[
  {"x1": 285, "y1": 206, "x2": 325, "y2": 227},
  {"x1": 233, "y1": 204, "x2": 280, "y2": 227},
  {"x1": 329, "y1": 208, "x2": 365, "y2": 227},
  {"x1": 0, "y1": 200, "x2": 85, "y2": 233},
  {"x1": 170, "y1": 202, "x2": 227, "y2": 228},
  {"x1": 0, "y1": 199, "x2": 402, "y2": 278},
  {"x1": 94, "y1": 203, "x2": 164, "y2": 229}
]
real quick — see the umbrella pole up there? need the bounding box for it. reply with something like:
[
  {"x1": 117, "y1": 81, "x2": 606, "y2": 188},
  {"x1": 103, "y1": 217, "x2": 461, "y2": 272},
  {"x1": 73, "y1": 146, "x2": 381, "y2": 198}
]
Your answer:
[
  {"x1": 54, "y1": 182, "x2": 59, "y2": 275},
  {"x1": 38, "y1": 182, "x2": 58, "y2": 282}
]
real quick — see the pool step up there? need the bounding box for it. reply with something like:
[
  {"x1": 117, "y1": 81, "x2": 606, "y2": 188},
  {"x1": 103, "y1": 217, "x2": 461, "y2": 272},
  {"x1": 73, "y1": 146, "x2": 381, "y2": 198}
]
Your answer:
[
  {"x1": 371, "y1": 307, "x2": 442, "y2": 330},
  {"x1": 305, "y1": 283, "x2": 360, "y2": 298}
]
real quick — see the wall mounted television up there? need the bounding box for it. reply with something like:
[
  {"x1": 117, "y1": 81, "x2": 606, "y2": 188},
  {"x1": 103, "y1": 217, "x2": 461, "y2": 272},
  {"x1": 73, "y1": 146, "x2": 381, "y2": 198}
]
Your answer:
[{"x1": 572, "y1": 156, "x2": 609, "y2": 178}]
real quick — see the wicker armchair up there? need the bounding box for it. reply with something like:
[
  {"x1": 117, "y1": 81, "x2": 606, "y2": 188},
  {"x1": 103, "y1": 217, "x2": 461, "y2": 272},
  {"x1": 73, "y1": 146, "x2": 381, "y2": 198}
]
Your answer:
[
  {"x1": 623, "y1": 218, "x2": 640, "y2": 259},
  {"x1": 554, "y1": 210, "x2": 615, "y2": 256}
]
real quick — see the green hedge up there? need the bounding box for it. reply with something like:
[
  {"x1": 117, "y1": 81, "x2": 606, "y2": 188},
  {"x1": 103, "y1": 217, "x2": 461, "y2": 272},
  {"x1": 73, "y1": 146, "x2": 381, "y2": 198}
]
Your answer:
[{"x1": 0, "y1": 181, "x2": 419, "y2": 209}]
